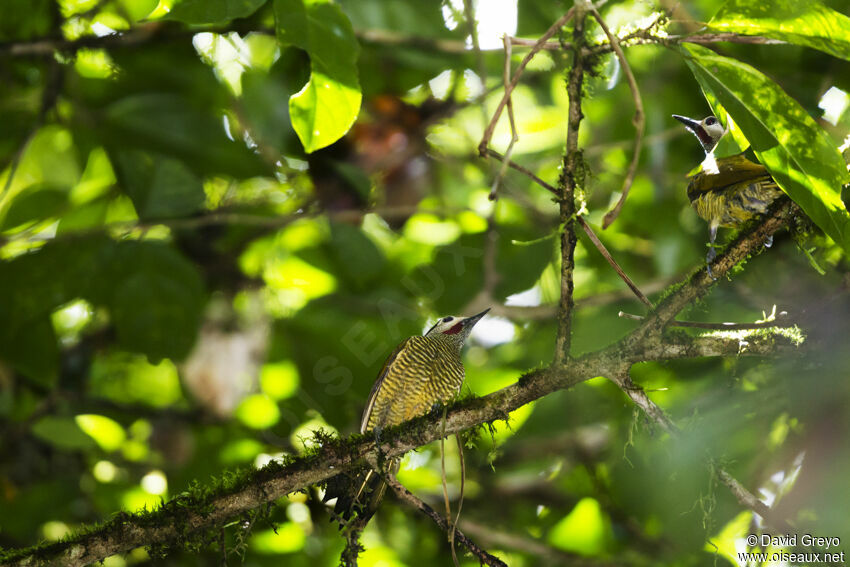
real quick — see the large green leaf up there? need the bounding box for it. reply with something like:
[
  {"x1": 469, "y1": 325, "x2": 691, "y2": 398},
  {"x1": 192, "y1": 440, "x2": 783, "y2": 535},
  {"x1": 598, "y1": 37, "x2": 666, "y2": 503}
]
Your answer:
[
  {"x1": 102, "y1": 93, "x2": 268, "y2": 178},
  {"x1": 0, "y1": 185, "x2": 69, "y2": 231},
  {"x1": 0, "y1": 237, "x2": 206, "y2": 379},
  {"x1": 112, "y1": 150, "x2": 205, "y2": 220},
  {"x1": 681, "y1": 44, "x2": 850, "y2": 254},
  {"x1": 274, "y1": 0, "x2": 361, "y2": 153},
  {"x1": 165, "y1": 0, "x2": 267, "y2": 24},
  {"x1": 707, "y1": 0, "x2": 850, "y2": 61},
  {"x1": 328, "y1": 222, "x2": 386, "y2": 287}
]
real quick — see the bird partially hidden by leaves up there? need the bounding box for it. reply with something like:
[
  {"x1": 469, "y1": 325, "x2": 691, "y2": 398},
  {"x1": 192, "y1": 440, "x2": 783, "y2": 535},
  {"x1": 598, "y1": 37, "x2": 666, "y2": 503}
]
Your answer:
[
  {"x1": 323, "y1": 309, "x2": 489, "y2": 527},
  {"x1": 673, "y1": 114, "x2": 785, "y2": 276}
]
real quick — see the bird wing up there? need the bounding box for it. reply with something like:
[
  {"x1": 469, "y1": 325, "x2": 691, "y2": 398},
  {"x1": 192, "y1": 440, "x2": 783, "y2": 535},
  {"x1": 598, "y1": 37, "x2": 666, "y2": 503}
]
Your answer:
[
  {"x1": 360, "y1": 337, "x2": 412, "y2": 434},
  {"x1": 687, "y1": 154, "x2": 771, "y2": 201}
]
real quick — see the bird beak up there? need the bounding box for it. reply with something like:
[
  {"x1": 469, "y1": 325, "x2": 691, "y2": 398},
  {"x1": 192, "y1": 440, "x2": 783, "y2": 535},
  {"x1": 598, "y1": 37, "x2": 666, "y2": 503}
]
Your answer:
[
  {"x1": 463, "y1": 308, "x2": 490, "y2": 327},
  {"x1": 672, "y1": 114, "x2": 700, "y2": 133}
]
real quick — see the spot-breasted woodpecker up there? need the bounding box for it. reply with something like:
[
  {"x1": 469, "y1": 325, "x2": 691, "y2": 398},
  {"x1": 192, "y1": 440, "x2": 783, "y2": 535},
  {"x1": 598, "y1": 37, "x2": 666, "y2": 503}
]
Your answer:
[
  {"x1": 325, "y1": 309, "x2": 489, "y2": 523},
  {"x1": 672, "y1": 114, "x2": 784, "y2": 274}
]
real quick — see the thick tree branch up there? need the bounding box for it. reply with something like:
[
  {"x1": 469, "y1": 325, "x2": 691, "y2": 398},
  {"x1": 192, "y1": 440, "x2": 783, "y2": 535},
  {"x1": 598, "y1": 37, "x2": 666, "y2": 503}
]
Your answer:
[
  {"x1": 0, "y1": 228, "x2": 802, "y2": 566},
  {"x1": 621, "y1": 199, "x2": 797, "y2": 351}
]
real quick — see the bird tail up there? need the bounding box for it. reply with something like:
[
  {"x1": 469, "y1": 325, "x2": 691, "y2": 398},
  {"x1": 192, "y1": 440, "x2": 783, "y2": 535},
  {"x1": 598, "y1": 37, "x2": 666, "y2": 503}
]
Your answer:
[
  {"x1": 323, "y1": 459, "x2": 398, "y2": 524},
  {"x1": 323, "y1": 469, "x2": 385, "y2": 524}
]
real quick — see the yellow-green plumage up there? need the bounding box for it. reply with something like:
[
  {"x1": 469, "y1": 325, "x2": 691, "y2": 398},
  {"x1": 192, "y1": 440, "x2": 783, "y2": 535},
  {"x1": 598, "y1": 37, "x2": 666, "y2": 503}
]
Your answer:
[
  {"x1": 325, "y1": 310, "x2": 488, "y2": 524},
  {"x1": 361, "y1": 336, "x2": 465, "y2": 433},
  {"x1": 687, "y1": 154, "x2": 782, "y2": 229},
  {"x1": 673, "y1": 113, "x2": 785, "y2": 273}
]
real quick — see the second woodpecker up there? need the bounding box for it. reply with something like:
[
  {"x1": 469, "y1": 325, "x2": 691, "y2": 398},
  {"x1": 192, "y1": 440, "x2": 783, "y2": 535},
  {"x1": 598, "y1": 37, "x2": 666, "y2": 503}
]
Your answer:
[
  {"x1": 325, "y1": 308, "x2": 490, "y2": 523},
  {"x1": 673, "y1": 114, "x2": 784, "y2": 273}
]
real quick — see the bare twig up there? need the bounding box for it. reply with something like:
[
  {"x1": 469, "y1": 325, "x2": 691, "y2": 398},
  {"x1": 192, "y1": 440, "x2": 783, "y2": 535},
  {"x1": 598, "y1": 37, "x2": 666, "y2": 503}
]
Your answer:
[
  {"x1": 592, "y1": 6, "x2": 645, "y2": 229},
  {"x1": 608, "y1": 371, "x2": 794, "y2": 532},
  {"x1": 384, "y1": 476, "x2": 507, "y2": 567},
  {"x1": 618, "y1": 311, "x2": 796, "y2": 330},
  {"x1": 478, "y1": 7, "x2": 575, "y2": 155},
  {"x1": 482, "y1": 148, "x2": 651, "y2": 308},
  {"x1": 460, "y1": 519, "x2": 623, "y2": 566},
  {"x1": 488, "y1": 34, "x2": 520, "y2": 201},
  {"x1": 580, "y1": 220, "x2": 652, "y2": 307}
]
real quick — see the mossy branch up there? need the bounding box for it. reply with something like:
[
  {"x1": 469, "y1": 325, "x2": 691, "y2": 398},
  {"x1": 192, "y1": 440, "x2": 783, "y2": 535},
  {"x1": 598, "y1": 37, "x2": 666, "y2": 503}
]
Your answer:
[{"x1": 0, "y1": 213, "x2": 802, "y2": 565}]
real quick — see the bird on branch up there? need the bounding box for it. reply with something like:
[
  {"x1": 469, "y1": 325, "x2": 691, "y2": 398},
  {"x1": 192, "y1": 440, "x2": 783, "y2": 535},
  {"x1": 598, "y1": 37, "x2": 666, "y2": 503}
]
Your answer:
[
  {"x1": 323, "y1": 309, "x2": 490, "y2": 526},
  {"x1": 673, "y1": 114, "x2": 784, "y2": 276}
]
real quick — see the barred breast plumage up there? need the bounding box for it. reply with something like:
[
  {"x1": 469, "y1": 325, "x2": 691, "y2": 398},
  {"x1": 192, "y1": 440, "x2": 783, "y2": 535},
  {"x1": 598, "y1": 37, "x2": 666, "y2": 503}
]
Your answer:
[
  {"x1": 362, "y1": 336, "x2": 465, "y2": 433},
  {"x1": 324, "y1": 309, "x2": 489, "y2": 525},
  {"x1": 686, "y1": 154, "x2": 783, "y2": 229}
]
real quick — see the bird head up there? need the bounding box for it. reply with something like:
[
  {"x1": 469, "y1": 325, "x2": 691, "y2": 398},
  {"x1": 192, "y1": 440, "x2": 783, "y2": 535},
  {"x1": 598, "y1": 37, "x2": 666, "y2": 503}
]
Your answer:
[
  {"x1": 424, "y1": 308, "x2": 490, "y2": 345},
  {"x1": 672, "y1": 114, "x2": 726, "y2": 154}
]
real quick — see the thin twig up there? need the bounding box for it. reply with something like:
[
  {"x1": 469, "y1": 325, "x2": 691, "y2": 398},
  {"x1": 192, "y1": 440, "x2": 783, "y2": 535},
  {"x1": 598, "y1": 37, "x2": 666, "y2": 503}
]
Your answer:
[
  {"x1": 460, "y1": 520, "x2": 624, "y2": 566},
  {"x1": 482, "y1": 148, "x2": 651, "y2": 308},
  {"x1": 618, "y1": 311, "x2": 796, "y2": 330},
  {"x1": 438, "y1": 407, "x2": 459, "y2": 567},
  {"x1": 580, "y1": 219, "x2": 652, "y2": 307},
  {"x1": 478, "y1": 7, "x2": 575, "y2": 155},
  {"x1": 452, "y1": 434, "x2": 466, "y2": 559},
  {"x1": 609, "y1": 371, "x2": 793, "y2": 532},
  {"x1": 384, "y1": 475, "x2": 508, "y2": 567},
  {"x1": 489, "y1": 34, "x2": 520, "y2": 200},
  {"x1": 592, "y1": 6, "x2": 645, "y2": 229}
]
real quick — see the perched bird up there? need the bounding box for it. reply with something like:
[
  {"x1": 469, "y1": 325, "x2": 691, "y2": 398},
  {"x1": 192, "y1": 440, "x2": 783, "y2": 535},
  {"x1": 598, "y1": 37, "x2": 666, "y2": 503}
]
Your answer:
[
  {"x1": 324, "y1": 309, "x2": 490, "y2": 523},
  {"x1": 672, "y1": 114, "x2": 783, "y2": 273}
]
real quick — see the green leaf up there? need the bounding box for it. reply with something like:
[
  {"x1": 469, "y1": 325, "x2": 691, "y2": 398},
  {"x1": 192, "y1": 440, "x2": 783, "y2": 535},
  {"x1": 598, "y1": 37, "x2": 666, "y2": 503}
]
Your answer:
[
  {"x1": 111, "y1": 272, "x2": 203, "y2": 361},
  {"x1": 0, "y1": 316, "x2": 58, "y2": 387},
  {"x1": 102, "y1": 93, "x2": 268, "y2": 178},
  {"x1": 707, "y1": 0, "x2": 850, "y2": 61},
  {"x1": 75, "y1": 414, "x2": 127, "y2": 452},
  {"x1": 274, "y1": 0, "x2": 361, "y2": 152},
  {"x1": 31, "y1": 417, "x2": 98, "y2": 450},
  {"x1": 165, "y1": 0, "x2": 267, "y2": 24},
  {"x1": 329, "y1": 222, "x2": 385, "y2": 287},
  {"x1": 112, "y1": 150, "x2": 205, "y2": 220},
  {"x1": 98, "y1": 242, "x2": 205, "y2": 361},
  {"x1": 1, "y1": 185, "x2": 69, "y2": 231},
  {"x1": 681, "y1": 44, "x2": 850, "y2": 254}
]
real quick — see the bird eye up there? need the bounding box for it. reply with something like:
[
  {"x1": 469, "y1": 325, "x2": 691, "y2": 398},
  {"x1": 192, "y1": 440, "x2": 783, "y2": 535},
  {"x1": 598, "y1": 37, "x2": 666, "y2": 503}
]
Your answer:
[
  {"x1": 443, "y1": 317, "x2": 453, "y2": 322},
  {"x1": 705, "y1": 117, "x2": 717, "y2": 125}
]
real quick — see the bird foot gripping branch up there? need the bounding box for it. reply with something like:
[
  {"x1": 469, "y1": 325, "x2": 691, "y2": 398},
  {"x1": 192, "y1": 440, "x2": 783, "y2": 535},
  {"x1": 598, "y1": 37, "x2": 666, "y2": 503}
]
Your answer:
[
  {"x1": 673, "y1": 114, "x2": 784, "y2": 278},
  {"x1": 323, "y1": 309, "x2": 490, "y2": 532}
]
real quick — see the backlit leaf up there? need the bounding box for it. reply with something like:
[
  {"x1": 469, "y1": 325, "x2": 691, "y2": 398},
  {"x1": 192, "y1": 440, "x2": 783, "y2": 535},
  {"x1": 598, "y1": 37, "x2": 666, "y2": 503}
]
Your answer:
[
  {"x1": 708, "y1": 0, "x2": 850, "y2": 61},
  {"x1": 682, "y1": 44, "x2": 850, "y2": 253},
  {"x1": 274, "y1": 0, "x2": 361, "y2": 152}
]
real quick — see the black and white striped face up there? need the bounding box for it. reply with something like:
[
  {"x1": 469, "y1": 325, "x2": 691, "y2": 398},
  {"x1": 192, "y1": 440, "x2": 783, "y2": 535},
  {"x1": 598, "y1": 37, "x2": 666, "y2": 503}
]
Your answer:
[
  {"x1": 673, "y1": 114, "x2": 726, "y2": 153},
  {"x1": 424, "y1": 309, "x2": 490, "y2": 343}
]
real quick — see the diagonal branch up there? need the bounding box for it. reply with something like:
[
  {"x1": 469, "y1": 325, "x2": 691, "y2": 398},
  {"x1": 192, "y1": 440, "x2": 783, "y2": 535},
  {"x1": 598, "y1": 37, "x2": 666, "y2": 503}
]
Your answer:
[
  {"x1": 384, "y1": 476, "x2": 507, "y2": 567},
  {"x1": 477, "y1": 7, "x2": 575, "y2": 155},
  {"x1": 0, "y1": 261, "x2": 803, "y2": 567},
  {"x1": 608, "y1": 370, "x2": 794, "y2": 532},
  {"x1": 621, "y1": 199, "x2": 797, "y2": 350}
]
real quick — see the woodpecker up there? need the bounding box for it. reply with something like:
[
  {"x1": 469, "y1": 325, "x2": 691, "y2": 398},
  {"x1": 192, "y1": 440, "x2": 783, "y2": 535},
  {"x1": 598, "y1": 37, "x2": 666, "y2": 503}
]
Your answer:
[
  {"x1": 325, "y1": 308, "x2": 489, "y2": 523},
  {"x1": 672, "y1": 114, "x2": 783, "y2": 273}
]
